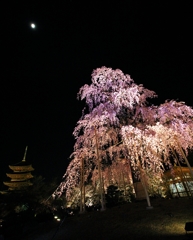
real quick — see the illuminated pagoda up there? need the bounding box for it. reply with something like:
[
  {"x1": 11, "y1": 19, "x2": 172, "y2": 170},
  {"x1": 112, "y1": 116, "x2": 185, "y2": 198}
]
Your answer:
[{"x1": 3, "y1": 146, "x2": 34, "y2": 191}]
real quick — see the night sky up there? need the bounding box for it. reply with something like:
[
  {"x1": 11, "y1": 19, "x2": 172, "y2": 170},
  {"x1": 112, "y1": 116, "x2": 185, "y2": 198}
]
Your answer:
[{"x1": 1, "y1": 1, "x2": 193, "y2": 185}]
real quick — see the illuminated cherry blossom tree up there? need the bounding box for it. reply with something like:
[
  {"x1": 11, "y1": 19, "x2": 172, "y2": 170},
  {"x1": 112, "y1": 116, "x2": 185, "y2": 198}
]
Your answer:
[
  {"x1": 53, "y1": 67, "x2": 156, "y2": 205},
  {"x1": 53, "y1": 67, "x2": 193, "y2": 208}
]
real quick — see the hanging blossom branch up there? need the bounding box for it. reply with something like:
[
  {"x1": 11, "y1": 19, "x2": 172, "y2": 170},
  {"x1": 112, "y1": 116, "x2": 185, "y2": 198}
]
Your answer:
[
  {"x1": 149, "y1": 101, "x2": 193, "y2": 159},
  {"x1": 91, "y1": 159, "x2": 133, "y2": 194},
  {"x1": 121, "y1": 125, "x2": 166, "y2": 178},
  {"x1": 148, "y1": 122, "x2": 193, "y2": 162},
  {"x1": 102, "y1": 159, "x2": 133, "y2": 188},
  {"x1": 121, "y1": 119, "x2": 193, "y2": 182},
  {"x1": 53, "y1": 116, "x2": 124, "y2": 199}
]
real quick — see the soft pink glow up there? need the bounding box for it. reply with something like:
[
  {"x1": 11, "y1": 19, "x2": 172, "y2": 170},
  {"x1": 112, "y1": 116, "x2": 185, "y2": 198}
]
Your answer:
[{"x1": 53, "y1": 67, "x2": 193, "y2": 204}]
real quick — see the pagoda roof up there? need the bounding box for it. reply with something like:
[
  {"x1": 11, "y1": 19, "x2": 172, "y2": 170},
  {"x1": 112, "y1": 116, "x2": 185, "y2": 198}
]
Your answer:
[
  {"x1": 3, "y1": 181, "x2": 33, "y2": 188},
  {"x1": 6, "y1": 172, "x2": 34, "y2": 180},
  {"x1": 9, "y1": 159, "x2": 33, "y2": 166},
  {"x1": 9, "y1": 164, "x2": 34, "y2": 172}
]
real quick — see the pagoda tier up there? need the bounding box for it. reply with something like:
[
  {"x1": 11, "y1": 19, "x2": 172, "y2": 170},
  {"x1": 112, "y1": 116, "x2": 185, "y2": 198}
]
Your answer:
[
  {"x1": 3, "y1": 180, "x2": 33, "y2": 190},
  {"x1": 9, "y1": 164, "x2": 34, "y2": 172},
  {"x1": 6, "y1": 172, "x2": 34, "y2": 181}
]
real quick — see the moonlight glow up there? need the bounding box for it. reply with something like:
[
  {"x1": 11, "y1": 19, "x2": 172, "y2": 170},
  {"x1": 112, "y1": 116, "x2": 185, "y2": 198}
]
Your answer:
[{"x1": 30, "y1": 23, "x2": 36, "y2": 29}]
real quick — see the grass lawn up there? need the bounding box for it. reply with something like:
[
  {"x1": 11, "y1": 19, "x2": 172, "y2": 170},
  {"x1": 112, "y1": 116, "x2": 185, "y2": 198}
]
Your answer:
[{"x1": 23, "y1": 197, "x2": 193, "y2": 240}]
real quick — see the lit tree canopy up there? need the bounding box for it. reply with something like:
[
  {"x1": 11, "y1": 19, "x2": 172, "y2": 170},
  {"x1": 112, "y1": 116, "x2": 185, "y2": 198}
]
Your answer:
[
  {"x1": 75, "y1": 66, "x2": 157, "y2": 129},
  {"x1": 53, "y1": 67, "x2": 193, "y2": 200}
]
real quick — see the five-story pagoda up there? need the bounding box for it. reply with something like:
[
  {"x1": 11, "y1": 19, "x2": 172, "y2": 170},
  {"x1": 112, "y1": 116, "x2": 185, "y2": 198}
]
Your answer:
[{"x1": 3, "y1": 146, "x2": 34, "y2": 191}]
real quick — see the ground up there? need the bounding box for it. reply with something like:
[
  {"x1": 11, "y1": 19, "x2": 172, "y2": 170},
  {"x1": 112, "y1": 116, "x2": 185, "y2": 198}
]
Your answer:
[{"x1": 4, "y1": 198, "x2": 193, "y2": 240}]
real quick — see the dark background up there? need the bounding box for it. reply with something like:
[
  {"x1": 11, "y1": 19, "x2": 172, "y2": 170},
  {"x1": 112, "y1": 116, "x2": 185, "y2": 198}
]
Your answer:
[{"x1": 0, "y1": 1, "x2": 192, "y2": 186}]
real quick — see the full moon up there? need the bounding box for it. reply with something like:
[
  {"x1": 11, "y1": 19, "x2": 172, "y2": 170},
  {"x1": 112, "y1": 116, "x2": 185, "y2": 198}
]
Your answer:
[{"x1": 30, "y1": 23, "x2": 36, "y2": 29}]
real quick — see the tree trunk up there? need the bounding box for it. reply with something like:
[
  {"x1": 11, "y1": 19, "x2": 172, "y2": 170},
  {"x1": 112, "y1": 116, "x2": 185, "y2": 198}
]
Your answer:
[
  {"x1": 95, "y1": 127, "x2": 105, "y2": 211},
  {"x1": 79, "y1": 158, "x2": 85, "y2": 213}
]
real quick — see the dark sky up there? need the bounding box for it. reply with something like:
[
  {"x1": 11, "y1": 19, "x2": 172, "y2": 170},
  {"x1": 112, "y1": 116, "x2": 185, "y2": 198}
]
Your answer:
[{"x1": 1, "y1": 1, "x2": 193, "y2": 185}]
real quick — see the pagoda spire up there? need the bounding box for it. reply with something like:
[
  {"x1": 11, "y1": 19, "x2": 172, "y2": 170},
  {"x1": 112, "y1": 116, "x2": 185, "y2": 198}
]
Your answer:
[{"x1": 22, "y1": 146, "x2": 28, "y2": 162}]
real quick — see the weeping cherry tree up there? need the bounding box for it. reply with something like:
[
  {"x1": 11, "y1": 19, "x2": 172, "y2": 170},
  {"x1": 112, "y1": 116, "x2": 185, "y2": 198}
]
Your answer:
[{"x1": 53, "y1": 67, "x2": 193, "y2": 209}]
